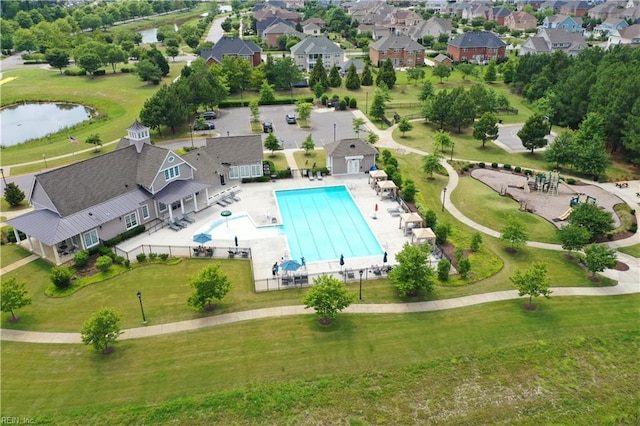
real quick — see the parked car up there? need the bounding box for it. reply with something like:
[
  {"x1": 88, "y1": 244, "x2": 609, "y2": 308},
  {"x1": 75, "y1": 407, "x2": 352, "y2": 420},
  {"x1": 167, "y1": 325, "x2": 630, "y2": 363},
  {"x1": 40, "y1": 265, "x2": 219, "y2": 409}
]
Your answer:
[
  {"x1": 292, "y1": 78, "x2": 309, "y2": 88},
  {"x1": 327, "y1": 98, "x2": 340, "y2": 108},
  {"x1": 285, "y1": 114, "x2": 297, "y2": 124},
  {"x1": 263, "y1": 121, "x2": 273, "y2": 133},
  {"x1": 194, "y1": 121, "x2": 215, "y2": 130},
  {"x1": 198, "y1": 111, "x2": 217, "y2": 120}
]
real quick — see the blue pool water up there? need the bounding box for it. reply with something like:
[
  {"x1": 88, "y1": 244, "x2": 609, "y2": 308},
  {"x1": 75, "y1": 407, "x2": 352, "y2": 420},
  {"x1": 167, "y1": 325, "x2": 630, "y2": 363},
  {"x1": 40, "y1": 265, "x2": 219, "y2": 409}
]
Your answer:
[{"x1": 275, "y1": 186, "x2": 383, "y2": 262}]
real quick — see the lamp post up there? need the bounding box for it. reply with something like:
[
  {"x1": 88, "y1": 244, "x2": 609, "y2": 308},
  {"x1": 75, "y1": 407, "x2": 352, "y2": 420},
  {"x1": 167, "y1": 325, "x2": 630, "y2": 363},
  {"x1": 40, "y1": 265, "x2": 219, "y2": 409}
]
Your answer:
[
  {"x1": 359, "y1": 269, "x2": 363, "y2": 300},
  {"x1": 42, "y1": 153, "x2": 48, "y2": 168},
  {"x1": 333, "y1": 123, "x2": 336, "y2": 143},
  {"x1": 189, "y1": 126, "x2": 194, "y2": 149},
  {"x1": 442, "y1": 187, "x2": 447, "y2": 212},
  {"x1": 0, "y1": 168, "x2": 6, "y2": 187},
  {"x1": 136, "y1": 291, "x2": 147, "y2": 324},
  {"x1": 450, "y1": 142, "x2": 455, "y2": 161},
  {"x1": 365, "y1": 92, "x2": 369, "y2": 114}
]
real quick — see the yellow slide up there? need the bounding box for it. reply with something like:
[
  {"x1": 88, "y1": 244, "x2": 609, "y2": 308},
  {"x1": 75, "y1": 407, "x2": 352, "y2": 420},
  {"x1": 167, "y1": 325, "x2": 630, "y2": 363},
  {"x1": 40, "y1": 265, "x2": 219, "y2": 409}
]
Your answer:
[{"x1": 557, "y1": 208, "x2": 572, "y2": 221}]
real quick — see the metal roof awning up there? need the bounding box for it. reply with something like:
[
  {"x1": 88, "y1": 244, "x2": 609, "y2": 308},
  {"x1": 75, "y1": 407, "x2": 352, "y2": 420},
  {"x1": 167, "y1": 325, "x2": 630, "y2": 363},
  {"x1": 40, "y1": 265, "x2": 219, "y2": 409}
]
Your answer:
[{"x1": 154, "y1": 180, "x2": 212, "y2": 205}]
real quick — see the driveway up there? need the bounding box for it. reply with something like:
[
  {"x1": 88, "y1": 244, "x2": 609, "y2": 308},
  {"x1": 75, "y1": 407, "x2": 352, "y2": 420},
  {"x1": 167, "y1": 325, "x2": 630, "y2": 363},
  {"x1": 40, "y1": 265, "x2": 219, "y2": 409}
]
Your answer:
[{"x1": 495, "y1": 124, "x2": 555, "y2": 153}]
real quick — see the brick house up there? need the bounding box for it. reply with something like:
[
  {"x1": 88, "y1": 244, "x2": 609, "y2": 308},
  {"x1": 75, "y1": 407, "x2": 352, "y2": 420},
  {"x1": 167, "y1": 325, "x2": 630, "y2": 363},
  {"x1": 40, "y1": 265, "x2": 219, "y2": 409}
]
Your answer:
[
  {"x1": 369, "y1": 35, "x2": 426, "y2": 68},
  {"x1": 200, "y1": 38, "x2": 262, "y2": 67},
  {"x1": 505, "y1": 11, "x2": 538, "y2": 30},
  {"x1": 447, "y1": 31, "x2": 507, "y2": 63}
]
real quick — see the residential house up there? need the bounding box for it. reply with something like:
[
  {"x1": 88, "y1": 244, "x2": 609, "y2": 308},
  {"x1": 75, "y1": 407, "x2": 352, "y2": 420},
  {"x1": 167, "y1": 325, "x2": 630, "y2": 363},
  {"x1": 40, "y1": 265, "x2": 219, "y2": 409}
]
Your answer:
[
  {"x1": 341, "y1": 58, "x2": 366, "y2": 74},
  {"x1": 254, "y1": 5, "x2": 302, "y2": 24},
  {"x1": 433, "y1": 53, "x2": 453, "y2": 67},
  {"x1": 505, "y1": 11, "x2": 539, "y2": 30},
  {"x1": 489, "y1": 7, "x2": 512, "y2": 25},
  {"x1": 607, "y1": 23, "x2": 640, "y2": 46},
  {"x1": 382, "y1": 8, "x2": 423, "y2": 35},
  {"x1": 348, "y1": 0, "x2": 394, "y2": 25},
  {"x1": 447, "y1": 31, "x2": 507, "y2": 63},
  {"x1": 422, "y1": 0, "x2": 450, "y2": 12},
  {"x1": 595, "y1": 17, "x2": 629, "y2": 36},
  {"x1": 405, "y1": 16, "x2": 453, "y2": 42},
  {"x1": 369, "y1": 35, "x2": 426, "y2": 68},
  {"x1": 520, "y1": 28, "x2": 588, "y2": 55},
  {"x1": 539, "y1": 1, "x2": 566, "y2": 13},
  {"x1": 621, "y1": 4, "x2": 640, "y2": 23},
  {"x1": 6, "y1": 123, "x2": 264, "y2": 265},
  {"x1": 560, "y1": 1, "x2": 592, "y2": 16},
  {"x1": 302, "y1": 22, "x2": 322, "y2": 36},
  {"x1": 289, "y1": 35, "x2": 344, "y2": 71},
  {"x1": 200, "y1": 38, "x2": 262, "y2": 67},
  {"x1": 462, "y1": 4, "x2": 491, "y2": 20},
  {"x1": 516, "y1": 0, "x2": 543, "y2": 11},
  {"x1": 263, "y1": 22, "x2": 304, "y2": 48},
  {"x1": 542, "y1": 14, "x2": 584, "y2": 33},
  {"x1": 256, "y1": 16, "x2": 295, "y2": 37},
  {"x1": 324, "y1": 138, "x2": 378, "y2": 175},
  {"x1": 588, "y1": 1, "x2": 627, "y2": 20}
]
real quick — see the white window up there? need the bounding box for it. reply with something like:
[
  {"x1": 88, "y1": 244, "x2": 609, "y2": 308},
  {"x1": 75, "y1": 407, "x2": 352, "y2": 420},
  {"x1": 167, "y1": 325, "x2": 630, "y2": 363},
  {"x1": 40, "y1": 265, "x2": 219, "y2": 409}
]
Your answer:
[
  {"x1": 163, "y1": 165, "x2": 180, "y2": 181},
  {"x1": 240, "y1": 165, "x2": 251, "y2": 178},
  {"x1": 141, "y1": 204, "x2": 150, "y2": 220},
  {"x1": 83, "y1": 229, "x2": 99, "y2": 248},
  {"x1": 159, "y1": 202, "x2": 167, "y2": 213},
  {"x1": 229, "y1": 166, "x2": 239, "y2": 179},
  {"x1": 251, "y1": 164, "x2": 262, "y2": 176},
  {"x1": 124, "y1": 212, "x2": 138, "y2": 230}
]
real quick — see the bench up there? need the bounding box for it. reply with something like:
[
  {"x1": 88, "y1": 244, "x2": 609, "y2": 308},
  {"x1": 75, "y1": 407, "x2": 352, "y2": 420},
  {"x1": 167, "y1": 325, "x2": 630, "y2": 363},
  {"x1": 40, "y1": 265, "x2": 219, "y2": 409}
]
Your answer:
[{"x1": 615, "y1": 182, "x2": 629, "y2": 188}]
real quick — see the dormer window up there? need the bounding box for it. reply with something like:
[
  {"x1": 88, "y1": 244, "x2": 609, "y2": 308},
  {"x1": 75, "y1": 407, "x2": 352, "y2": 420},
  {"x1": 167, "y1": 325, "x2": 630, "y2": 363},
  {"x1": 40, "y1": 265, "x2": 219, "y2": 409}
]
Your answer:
[{"x1": 164, "y1": 165, "x2": 180, "y2": 181}]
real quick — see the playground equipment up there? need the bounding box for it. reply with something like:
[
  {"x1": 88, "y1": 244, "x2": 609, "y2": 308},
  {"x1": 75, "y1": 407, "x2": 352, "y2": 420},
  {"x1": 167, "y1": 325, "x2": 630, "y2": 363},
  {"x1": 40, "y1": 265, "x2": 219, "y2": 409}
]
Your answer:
[
  {"x1": 556, "y1": 207, "x2": 573, "y2": 221},
  {"x1": 534, "y1": 170, "x2": 560, "y2": 195},
  {"x1": 570, "y1": 193, "x2": 597, "y2": 207}
]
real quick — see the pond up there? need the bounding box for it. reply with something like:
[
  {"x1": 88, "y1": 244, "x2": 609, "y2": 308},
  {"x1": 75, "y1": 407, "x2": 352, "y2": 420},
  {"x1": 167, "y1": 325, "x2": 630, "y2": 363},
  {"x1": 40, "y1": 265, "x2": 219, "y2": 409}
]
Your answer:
[
  {"x1": 0, "y1": 102, "x2": 93, "y2": 147},
  {"x1": 139, "y1": 24, "x2": 179, "y2": 44}
]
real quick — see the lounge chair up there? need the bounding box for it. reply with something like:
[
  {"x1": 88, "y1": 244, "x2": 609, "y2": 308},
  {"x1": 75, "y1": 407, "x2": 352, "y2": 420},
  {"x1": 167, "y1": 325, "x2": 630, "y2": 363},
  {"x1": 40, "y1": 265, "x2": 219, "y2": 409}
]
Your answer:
[
  {"x1": 167, "y1": 220, "x2": 181, "y2": 232},
  {"x1": 230, "y1": 192, "x2": 241, "y2": 202},
  {"x1": 228, "y1": 250, "x2": 236, "y2": 258},
  {"x1": 387, "y1": 206, "x2": 401, "y2": 213},
  {"x1": 182, "y1": 214, "x2": 195, "y2": 224},
  {"x1": 346, "y1": 269, "x2": 355, "y2": 279},
  {"x1": 389, "y1": 209, "x2": 401, "y2": 217},
  {"x1": 316, "y1": 171, "x2": 323, "y2": 180},
  {"x1": 205, "y1": 248, "x2": 214, "y2": 257},
  {"x1": 308, "y1": 171, "x2": 314, "y2": 181},
  {"x1": 173, "y1": 218, "x2": 188, "y2": 228}
]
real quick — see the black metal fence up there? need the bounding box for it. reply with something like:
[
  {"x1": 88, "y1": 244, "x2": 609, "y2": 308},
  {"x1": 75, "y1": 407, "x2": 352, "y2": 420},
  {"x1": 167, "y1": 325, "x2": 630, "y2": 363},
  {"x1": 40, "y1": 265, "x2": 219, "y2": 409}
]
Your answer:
[{"x1": 112, "y1": 244, "x2": 252, "y2": 263}]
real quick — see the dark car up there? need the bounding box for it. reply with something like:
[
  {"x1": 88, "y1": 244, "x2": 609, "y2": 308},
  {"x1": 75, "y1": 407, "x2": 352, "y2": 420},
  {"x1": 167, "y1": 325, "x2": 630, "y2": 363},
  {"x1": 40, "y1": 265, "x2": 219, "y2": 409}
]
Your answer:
[
  {"x1": 198, "y1": 111, "x2": 217, "y2": 120},
  {"x1": 263, "y1": 121, "x2": 273, "y2": 133},
  {"x1": 194, "y1": 121, "x2": 215, "y2": 130},
  {"x1": 285, "y1": 114, "x2": 297, "y2": 124},
  {"x1": 327, "y1": 98, "x2": 340, "y2": 108}
]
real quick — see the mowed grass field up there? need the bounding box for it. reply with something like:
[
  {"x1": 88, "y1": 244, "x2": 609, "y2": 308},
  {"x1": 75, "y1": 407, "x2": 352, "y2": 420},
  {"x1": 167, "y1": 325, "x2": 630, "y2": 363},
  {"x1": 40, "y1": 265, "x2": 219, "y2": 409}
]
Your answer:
[{"x1": 1, "y1": 295, "x2": 637, "y2": 423}]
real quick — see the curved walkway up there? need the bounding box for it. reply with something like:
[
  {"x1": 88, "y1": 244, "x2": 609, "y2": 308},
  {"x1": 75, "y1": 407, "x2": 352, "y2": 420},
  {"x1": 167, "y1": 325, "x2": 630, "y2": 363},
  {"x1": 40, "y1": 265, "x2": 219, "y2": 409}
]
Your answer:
[{"x1": 1, "y1": 111, "x2": 639, "y2": 344}]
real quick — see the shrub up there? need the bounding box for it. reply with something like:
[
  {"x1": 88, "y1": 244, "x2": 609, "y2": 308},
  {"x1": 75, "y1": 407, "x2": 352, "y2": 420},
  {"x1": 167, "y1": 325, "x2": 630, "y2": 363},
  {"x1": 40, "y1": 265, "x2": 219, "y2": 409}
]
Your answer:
[
  {"x1": 50, "y1": 266, "x2": 74, "y2": 289},
  {"x1": 159, "y1": 253, "x2": 169, "y2": 261},
  {"x1": 462, "y1": 166, "x2": 469, "y2": 172},
  {"x1": 148, "y1": 252, "x2": 158, "y2": 260},
  {"x1": 437, "y1": 259, "x2": 451, "y2": 281},
  {"x1": 478, "y1": 162, "x2": 485, "y2": 168},
  {"x1": 468, "y1": 163, "x2": 475, "y2": 168},
  {"x1": 136, "y1": 253, "x2": 147, "y2": 263},
  {"x1": 491, "y1": 162, "x2": 498, "y2": 169},
  {"x1": 95, "y1": 255, "x2": 112, "y2": 272},
  {"x1": 343, "y1": 95, "x2": 350, "y2": 105},
  {"x1": 104, "y1": 225, "x2": 145, "y2": 247},
  {"x1": 525, "y1": 170, "x2": 532, "y2": 176},
  {"x1": 503, "y1": 164, "x2": 511, "y2": 170},
  {"x1": 120, "y1": 67, "x2": 131, "y2": 73},
  {"x1": 113, "y1": 255, "x2": 125, "y2": 265},
  {"x1": 3, "y1": 227, "x2": 26, "y2": 243},
  {"x1": 93, "y1": 69, "x2": 106, "y2": 76},
  {"x1": 74, "y1": 250, "x2": 90, "y2": 268},
  {"x1": 98, "y1": 246, "x2": 114, "y2": 258},
  {"x1": 567, "y1": 178, "x2": 576, "y2": 185},
  {"x1": 514, "y1": 166, "x2": 521, "y2": 173},
  {"x1": 349, "y1": 98, "x2": 357, "y2": 108},
  {"x1": 339, "y1": 99, "x2": 347, "y2": 110},
  {"x1": 435, "y1": 223, "x2": 451, "y2": 244},
  {"x1": 123, "y1": 259, "x2": 131, "y2": 268},
  {"x1": 321, "y1": 95, "x2": 328, "y2": 105}
]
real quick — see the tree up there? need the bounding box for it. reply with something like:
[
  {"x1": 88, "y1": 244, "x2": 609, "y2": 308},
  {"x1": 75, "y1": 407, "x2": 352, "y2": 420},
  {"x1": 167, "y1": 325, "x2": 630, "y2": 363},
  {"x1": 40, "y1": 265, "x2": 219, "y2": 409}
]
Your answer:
[
  {"x1": 457, "y1": 63, "x2": 474, "y2": 80},
  {"x1": 448, "y1": 88, "x2": 476, "y2": 132},
  {"x1": 295, "y1": 101, "x2": 312, "y2": 123},
  {"x1": 406, "y1": 67, "x2": 425, "y2": 85},
  {"x1": 437, "y1": 259, "x2": 451, "y2": 281},
  {"x1": 271, "y1": 56, "x2": 302, "y2": 92},
  {"x1": 376, "y1": 58, "x2": 396, "y2": 89},
  {"x1": 76, "y1": 52, "x2": 102, "y2": 76},
  {"x1": 301, "y1": 134, "x2": 315, "y2": 155},
  {"x1": 361, "y1": 63, "x2": 373, "y2": 86},
  {"x1": 302, "y1": 275, "x2": 355, "y2": 325},
  {"x1": 510, "y1": 262, "x2": 552, "y2": 309},
  {"x1": 422, "y1": 152, "x2": 441, "y2": 178},
  {"x1": 166, "y1": 46, "x2": 179, "y2": 62},
  {"x1": 370, "y1": 87, "x2": 388, "y2": 123},
  {"x1": 249, "y1": 99, "x2": 260, "y2": 122},
  {"x1": 50, "y1": 266, "x2": 74, "y2": 289},
  {"x1": 470, "y1": 232, "x2": 483, "y2": 252},
  {"x1": 434, "y1": 130, "x2": 452, "y2": 153},
  {"x1": 0, "y1": 278, "x2": 31, "y2": 322},
  {"x1": 583, "y1": 244, "x2": 617, "y2": 279},
  {"x1": 81, "y1": 308, "x2": 123, "y2": 354},
  {"x1": 389, "y1": 243, "x2": 435, "y2": 297},
  {"x1": 134, "y1": 58, "x2": 162, "y2": 82},
  {"x1": 258, "y1": 80, "x2": 276, "y2": 104},
  {"x1": 352, "y1": 117, "x2": 366, "y2": 137},
  {"x1": 309, "y1": 61, "x2": 328, "y2": 91},
  {"x1": 85, "y1": 134, "x2": 102, "y2": 152},
  {"x1": 313, "y1": 82, "x2": 325, "y2": 100},
  {"x1": 435, "y1": 222, "x2": 450, "y2": 244},
  {"x1": 500, "y1": 215, "x2": 528, "y2": 251},
  {"x1": 328, "y1": 65, "x2": 342, "y2": 87},
  {"x1": 567, "y1": 202, "x2": 614, "y2": 241},
  {"x1": 12, "y1": 28, "x2": 37, "y2": 52},
  {"x1": 397, "y1": 117, "x2": 413, "y2": 137},
  {"x1": 264, "y1": 133, "x2": 281, "y2": 156},
  {"x1": 544, "y1": 130, "x2": 576, "y2": 168},
  {"x1": 46, "y1": 48, "x2": 70, "y2": 74},
  {"x1": 3, "y1": 182, "x2": 25, "y2": 207},
  {"x1": 423, "y1": 90, "x2": 452, "y2": 129},
  {"x1": 418, "y1": 80, "x2": 434, "y2": 102},
  {"x1": 472, "y1": 112, "x2": 499, "y2": 148},
  {"x1": 557, "y1": 224, "x2": 591, "y2": 256},
  {"x1": 458, "y1": 257, "x2": 471, "y2": 279},
  {"x1": 517, "y1": 114, "x2": 549, "y2": 153},
  {"x1": 187, "y1": 264, "x2": 231, "y2": 311},
  {"x1": 344, "y1": 63, "x2": 361, "y2": 90},
  {"x1": 366, "y1": 132, "x2": 379, "y2": 145},
  {"x1": 433, "y1": 64, "x2": 451, "y2": 83},
  {"x1": 484, "y1": 61, "x2": 497, "y2": 83},
  {"x1": 573, "y1": 112, "x2": 608, "y2": 178}
]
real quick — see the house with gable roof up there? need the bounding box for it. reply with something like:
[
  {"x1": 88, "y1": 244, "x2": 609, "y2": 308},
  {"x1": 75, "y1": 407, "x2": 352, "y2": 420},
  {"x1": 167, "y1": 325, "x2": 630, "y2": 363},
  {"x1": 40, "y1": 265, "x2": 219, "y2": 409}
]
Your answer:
[
  {"x1": 447, "y1": 31, "x2": 507, "y2": 63},
  {"x1": 200, "y1": 37, "x2": 262, "y2": 67},
  {"x1": 588, "y1": 1, "x2": 627, "y2": 20},
  {"x1": 489, "y1": 7, "x2": 512, "y2": 25},
  {"x1": 542, "y1": 15, "x2": 584, "y2": 33},
  {"x1": 369, "y1": 35, "x2": 426, "y2": 68},
  {"x1": 404, "y1": 16, "x2": 453, "y2": 42},
  {"x1": 289, "y1": 35, "x2": 344, "y2": 71},
  {"x1": 520, "y1": 28, "x2": 588, "y2": 55},
  {"x1": 505, "y1": 11, "x2": 538, "y2": 30},
  {"x1": 324, "y1": 138, "x2": 378, "y2": 175},
  {"x1": 263, "y1": 22, "x2": 304, "y2": 48},
  {"x1": 6, "y1": 122, "x2": 264, "y2": 265},
  {"x1": 607, "y1": 23, "x2": 640, "y2": 46},
  {"x1": 595, "y1": 17, "x2": 629, "y2": 36}
]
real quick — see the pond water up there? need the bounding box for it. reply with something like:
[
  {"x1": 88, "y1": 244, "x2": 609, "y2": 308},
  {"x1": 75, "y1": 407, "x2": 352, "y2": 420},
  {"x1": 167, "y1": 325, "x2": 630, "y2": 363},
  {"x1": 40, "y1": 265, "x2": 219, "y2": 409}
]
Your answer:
[
  {"x1": 0, "y1": 102, "x2": 93, "y2": 147},
  {"x1": 139, "y1": 24, "x2": 179, "y2": 44}
]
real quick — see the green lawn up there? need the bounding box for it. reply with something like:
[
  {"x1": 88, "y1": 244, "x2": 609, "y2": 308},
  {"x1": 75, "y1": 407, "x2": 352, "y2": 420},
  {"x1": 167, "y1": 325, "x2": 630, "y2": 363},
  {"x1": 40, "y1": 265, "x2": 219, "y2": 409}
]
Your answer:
[
  {"x1": 618, "y1": 243, "x2": 640, "y2": 258},
  {"x1": 2, "y1": 295, "x2": 637, "y2": 423},
  {"x1": 0, "y1": 243, "x2": 32, "y2": 268}
]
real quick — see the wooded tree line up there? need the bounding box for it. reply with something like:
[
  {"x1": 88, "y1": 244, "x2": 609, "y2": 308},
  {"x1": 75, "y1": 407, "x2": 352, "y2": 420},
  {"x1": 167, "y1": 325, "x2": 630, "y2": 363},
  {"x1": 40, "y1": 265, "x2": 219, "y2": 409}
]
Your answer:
[{"x1": 503, "y1": 46, "x2": 640, "y2": 162}]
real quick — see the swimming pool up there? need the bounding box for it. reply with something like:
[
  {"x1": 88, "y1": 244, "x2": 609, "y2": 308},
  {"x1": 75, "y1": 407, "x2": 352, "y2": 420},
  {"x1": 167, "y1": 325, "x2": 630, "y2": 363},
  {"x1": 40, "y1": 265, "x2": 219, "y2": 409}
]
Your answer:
[{"x1": 275, "y1": 186, "x2": 383, "y2": 262}]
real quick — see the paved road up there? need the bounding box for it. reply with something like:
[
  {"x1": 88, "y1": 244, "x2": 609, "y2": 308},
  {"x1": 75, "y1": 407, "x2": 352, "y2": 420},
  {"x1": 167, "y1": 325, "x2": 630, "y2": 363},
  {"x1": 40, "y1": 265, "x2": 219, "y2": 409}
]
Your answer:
[{"x1": 496, "y1": 124, "x2": 555, "y2": 153}]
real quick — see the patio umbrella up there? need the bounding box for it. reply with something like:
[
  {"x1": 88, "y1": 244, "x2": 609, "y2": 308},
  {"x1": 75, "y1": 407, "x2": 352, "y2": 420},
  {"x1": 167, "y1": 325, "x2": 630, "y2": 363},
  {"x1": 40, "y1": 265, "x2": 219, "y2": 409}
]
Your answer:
[
  {"x1": 234, "y1": 235, "x2": 238, "y2": 248},
  {"x1": 339, "y1": 254, "x2": 344, "y2": 270},
  {"x1": 383, "y1": 251, "x2": 388, "y2": 264},
  {"x1": 193, "y1": 233, "x2": 212, "y2": 244},
  {"x1": 281, "y1": 259, "x2": 302, "y2": 272}
]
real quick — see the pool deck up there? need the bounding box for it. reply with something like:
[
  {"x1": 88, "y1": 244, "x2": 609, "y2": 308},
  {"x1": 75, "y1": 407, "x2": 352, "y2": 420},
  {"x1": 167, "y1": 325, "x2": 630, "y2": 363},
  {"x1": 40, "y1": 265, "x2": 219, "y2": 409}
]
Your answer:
[{"x1": 116, "y1": 173, "x2": 415, "y2": 291}]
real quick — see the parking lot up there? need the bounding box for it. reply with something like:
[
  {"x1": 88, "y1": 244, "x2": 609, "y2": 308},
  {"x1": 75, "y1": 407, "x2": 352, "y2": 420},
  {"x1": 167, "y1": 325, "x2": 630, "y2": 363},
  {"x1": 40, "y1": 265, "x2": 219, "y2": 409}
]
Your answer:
[{"x1": 212, "y1": 105, "x2": 364, "y2": 149}]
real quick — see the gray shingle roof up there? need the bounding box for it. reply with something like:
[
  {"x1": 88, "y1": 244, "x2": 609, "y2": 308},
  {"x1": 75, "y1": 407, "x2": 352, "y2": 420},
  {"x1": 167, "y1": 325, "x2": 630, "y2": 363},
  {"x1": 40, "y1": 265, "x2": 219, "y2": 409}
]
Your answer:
[
  {"x1": 324, "y1": 138, "x2": 378, "y2": 157},
  {"x1": 201, "y1": 135, "x2": 264, "y2": 165},
  {"x1": 290, "y1": 35, "x2": 343, "y2": 55},
  {"x1": 448, "y1": 31, "x2": 506, "y2": 48},
  {"x1": 200, "y1": 38, "x2": 262, "y2": 63},
  {"x1": 370, "y1": 35, "x2": 425, "y2": 51}
]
